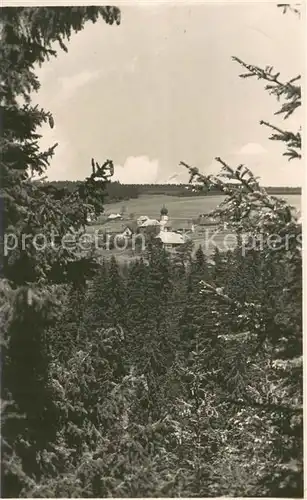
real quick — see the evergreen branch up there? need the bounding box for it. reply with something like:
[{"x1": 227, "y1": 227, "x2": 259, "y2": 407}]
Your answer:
[
  {"x1": 277, "y1": 3, "x2": 301, "y2": 16},
  {"x1": 180, "y1": 159, "x2": 294, "y2": 222},
  {"x1": 260, "y1": 121, "x2": 301, "y2": 160},
  {"x1": 232, "y1": 57, "x2": 301, "y2": 119},
  {"x1": 233, "y1": 57, "x2": 301, "y2": 99},
  {"x1": 260, "y1": 121, "x2": 301, "y2": 145}
]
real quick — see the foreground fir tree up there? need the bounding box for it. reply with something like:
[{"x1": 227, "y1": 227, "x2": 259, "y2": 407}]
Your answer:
[
  {"x1": 1, "y1": 7, "x2": 121, "y2": 497},
  {"x1": 181, "y1": 5, "x2": 302, "y2": 496}
]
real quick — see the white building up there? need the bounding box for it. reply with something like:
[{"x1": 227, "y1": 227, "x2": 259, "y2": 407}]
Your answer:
[
  {"x1": 139, "y1": 218, "x2": 160, "y2": 228},
  {"x1": 107, "y1": 213, "x2": 122, "y2": 220},
  {"x1": 137, "y1": 215, "x2": 149, "y2": 226},
  {"x1": 155, "y1": 230, "x2": 188, "y2": 249}
]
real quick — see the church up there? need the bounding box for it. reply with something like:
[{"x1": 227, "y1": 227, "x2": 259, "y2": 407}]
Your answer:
[{"x1": 155, "y1": 206, "x2": 191, "y2": 249}]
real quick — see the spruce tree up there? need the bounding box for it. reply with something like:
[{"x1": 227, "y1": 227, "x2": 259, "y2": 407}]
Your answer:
[
  {"x1": 1, "y1": 7, "x2": 121, "y2": 496},
  {"x1": 169, "y1": 247, "x2": 222, "y2": 495},
  {"x1": 180, "y1": 5, "x2": 302, "y2": 495}
]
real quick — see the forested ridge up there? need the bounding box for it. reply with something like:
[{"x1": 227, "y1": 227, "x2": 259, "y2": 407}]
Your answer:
[
  {"x1": 47, "y1": 180, "x2": 301, "y2": 205},
  {"x1": 1, "y1": 4, "x2": 302, "y2": 498}
]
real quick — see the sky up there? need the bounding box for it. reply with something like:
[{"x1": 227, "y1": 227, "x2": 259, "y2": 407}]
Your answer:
[{"x1": 33, "y1": 2, "x2": 304, "y2": 186}]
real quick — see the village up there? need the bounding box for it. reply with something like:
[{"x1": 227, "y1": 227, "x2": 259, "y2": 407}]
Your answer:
[{"x1": 87, "y1": 204, "x2": 220, "y2": 255}]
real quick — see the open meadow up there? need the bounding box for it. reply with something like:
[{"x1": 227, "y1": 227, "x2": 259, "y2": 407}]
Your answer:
[
  {"x1": 86, "y1": 193, "x2": 301, "y2": 259},
  {"x1": 103, "y1": 193, "x2": 301, "y2": 219}
]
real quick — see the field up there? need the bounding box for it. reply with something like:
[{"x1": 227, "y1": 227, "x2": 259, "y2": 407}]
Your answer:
[
  {"x1": 103, "y1": 193, "x2": 301, "y2": 219},
  {"x1": 87, "y1": 193, "x2": 301, "y2": 260}
]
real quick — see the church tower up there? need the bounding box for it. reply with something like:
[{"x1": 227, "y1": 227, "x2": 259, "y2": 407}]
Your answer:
[{"x1": 160, "y1": 205, "x2": 169, "y2": 232}]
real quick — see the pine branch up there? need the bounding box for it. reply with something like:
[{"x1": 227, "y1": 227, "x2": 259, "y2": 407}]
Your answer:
[
  {"x1": 232, "y1": 57, "x2": 301, "y2": 119},
  {"x1": 180, "y1": 159, "x2": 295, "y2": 226},
  {"x1": 259, "y1": 121, "x2": 301, "y2": 160},
  {"x1": 277, "y1": 3, "x2": 301, "y2": 17}
]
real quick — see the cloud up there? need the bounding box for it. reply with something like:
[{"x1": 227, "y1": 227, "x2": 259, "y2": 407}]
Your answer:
[
  {"x1": 236, "y1": 142, "x2": 267, "y2": 155},
  {"x1": 113, "y1": 156, "x2": 159, "y2": 184},
  {"x1": 203, "y1": 148, "x2": 303, "y2": 187},
  {"x1": 56, "y1": 70, "x2": 101, "y2": 103}
]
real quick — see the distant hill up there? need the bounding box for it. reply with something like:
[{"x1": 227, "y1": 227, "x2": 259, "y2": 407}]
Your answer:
[{"x1": 46, "y1": 180, "x2": 301, "y2": 204}]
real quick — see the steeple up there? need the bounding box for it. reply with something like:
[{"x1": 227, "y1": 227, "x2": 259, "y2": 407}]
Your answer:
[
  {"x1": 159, "y1": 205, "x2": 169, "y2": 232},
  {"x1": 160, "y1": 205, "x2": 168, "y2": 216}
]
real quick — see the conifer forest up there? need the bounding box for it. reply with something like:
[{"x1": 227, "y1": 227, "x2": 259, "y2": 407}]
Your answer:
[{"x1": 0, "y1": 5, "x2": 303, "y2": 498}]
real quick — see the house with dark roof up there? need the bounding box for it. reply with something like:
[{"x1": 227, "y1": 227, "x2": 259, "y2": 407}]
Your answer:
[
  {"x1": 198, "y1": 214, "x2": 219, "y2": 226},
  {"x1": 101, "y1": 220, "x2": 138, "y2": 236},
  {"x1": 101, "y1": 220, "x2": 127, "y2": 234},
  {"x1": 119, "y1": 221, "x2": 139, "y2": 237},
  {"x1": 172, "y1": 220, "x2": 195, "y2": 233}
]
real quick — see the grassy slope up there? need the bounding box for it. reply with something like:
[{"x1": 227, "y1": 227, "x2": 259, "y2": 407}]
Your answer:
[
  {"x1": 86, "y1": 193, "x2": 301, "y2": 259},
  {"x1": 103, "y1": 193, "x2": 301, "y2": 219}
]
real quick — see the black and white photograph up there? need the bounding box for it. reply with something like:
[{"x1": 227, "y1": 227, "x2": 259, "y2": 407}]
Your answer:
[{"x1": 0, "y1": 1, "x2": 303, "y2": 497}]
